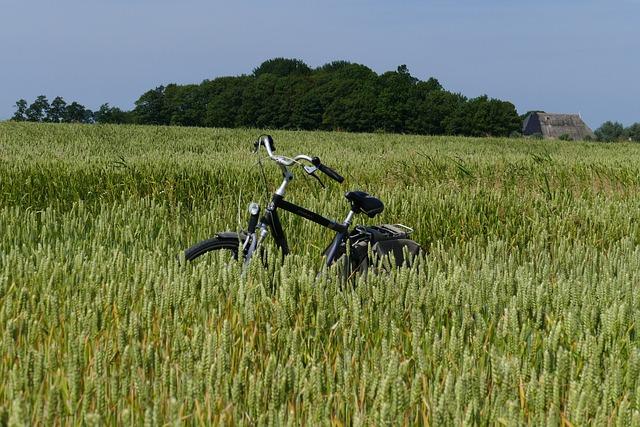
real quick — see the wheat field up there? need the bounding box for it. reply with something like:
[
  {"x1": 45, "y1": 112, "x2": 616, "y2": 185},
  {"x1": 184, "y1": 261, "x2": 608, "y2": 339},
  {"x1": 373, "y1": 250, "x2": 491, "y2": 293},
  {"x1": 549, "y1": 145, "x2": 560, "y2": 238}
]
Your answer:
[{"x1": 1, "y1": 122, "x2": 640, "y2": 425}]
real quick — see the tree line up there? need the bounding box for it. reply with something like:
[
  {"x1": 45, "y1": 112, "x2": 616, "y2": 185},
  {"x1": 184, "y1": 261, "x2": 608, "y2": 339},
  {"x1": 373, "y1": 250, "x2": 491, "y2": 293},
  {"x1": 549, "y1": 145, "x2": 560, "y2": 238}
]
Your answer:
[
  {"x1": 10, "y1": 58, "x2": 637, "y2": 140},
  {"x1": 11, "y1": 58, "x2": 523, "y2": 137},
  {"x1": 132, "y1": 59, "x2": 522, "y2": 136},
  {"x1": 594, "y1": 121, "x2": 640, "y2": 142},
  {"x1": 11, "y1": 96, "x2": 127, "y2": 125},
  {"x1": 130, "y1": 60, "x2": 522, "y2": 136}
]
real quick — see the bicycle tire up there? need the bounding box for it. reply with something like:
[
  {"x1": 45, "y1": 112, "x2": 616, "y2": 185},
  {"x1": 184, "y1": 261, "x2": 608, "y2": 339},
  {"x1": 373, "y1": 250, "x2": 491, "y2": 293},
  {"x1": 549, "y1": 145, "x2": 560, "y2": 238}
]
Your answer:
[{"x1": 184, "y1": 234, "x2": 242, "y2": 262}]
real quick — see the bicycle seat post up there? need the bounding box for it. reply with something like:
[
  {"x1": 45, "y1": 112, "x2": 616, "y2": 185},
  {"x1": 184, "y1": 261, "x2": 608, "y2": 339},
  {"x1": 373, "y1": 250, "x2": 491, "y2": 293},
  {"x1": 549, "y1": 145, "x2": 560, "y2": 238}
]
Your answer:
[{"x1": 343, "y1": 210, "x2": 355, "y2": 226}]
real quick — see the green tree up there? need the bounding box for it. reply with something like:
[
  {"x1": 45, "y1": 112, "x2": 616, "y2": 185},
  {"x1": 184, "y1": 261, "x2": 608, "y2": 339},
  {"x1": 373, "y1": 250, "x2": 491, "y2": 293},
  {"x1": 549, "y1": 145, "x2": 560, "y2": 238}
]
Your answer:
[
  {"x1": 133, "y1": 86, "x2": 169, "y2": 125},
  {"x1": 375, "y1": 65, "x2": 419, "y2": 133},
  {"x1": 26, "y1": 95, "x2": 50, "y2": 122},
  {"x1": 443, "y1": 96, "x2": 477, "y2": 136},
  {"x1": 236, "y1": 74, "x2": 277, "y2": 127},
  {"x1": 443, "y1": 95, "x2": 520, "y2": 137},
  {"x1": 202, "y1": 77, "x2": 250, "y2": 128},
  {"x1": 315, "y1": 60, "x2": 353, "y2": 73},
  {"x1": 162, "y1": 84, "x2": 206, "y2": 127},
  {"x1": 319, "y1": 64, "x2": 379, "y2": 132},
  {"x1": 11, "y1": 99, "x2": 28, "y2": 121},
  {"x1": 291, "y1": 91, "x2": 324, "y2": 130},
  {"x1": 595, "y1": 121, "x2": 625, "y2": 142},
  {"x1": 407, "y1": 91, "x2": 465, "y2": 135},
  {"x1": 482, "y1": 99, "x2": 521, "y2": 136},
  {"x1": 47, "y1": 96, "x2": 67, "y2": 123},
  {"x1": 404, "y1": 78, "x2": 447, "y2": 134},
  {"x1": 95, "y1": 103, "x2": 130, "y2": 124},
  {"x1": 64, "y1": 102, "x2": 93, "y2": 123},
  {"x1": 324, "y1": 89, "x2": 378, "y2": 132},
  {"x1": 253, "y1": 58, "x2": 311, "y2": 77},
  {"x1": 419, "y1": 77, "x2": 443, "y2": 92},
  {"x1": 622, "y1": 123, "x2": 640, "y2": 142},
  {"x1": 236, "y1": 73, "x2": 310, "y2": 129},
  {"x1": 272, "y1": 74, "x2": 314, "y2": 129}
]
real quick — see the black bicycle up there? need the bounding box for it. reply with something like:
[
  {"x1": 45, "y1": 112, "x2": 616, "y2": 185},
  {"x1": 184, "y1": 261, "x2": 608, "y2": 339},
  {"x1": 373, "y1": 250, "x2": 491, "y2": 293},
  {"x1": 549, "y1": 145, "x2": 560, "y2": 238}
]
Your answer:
[{"x1": 183, "y1": 135, "x2": 421, "y2": 274}]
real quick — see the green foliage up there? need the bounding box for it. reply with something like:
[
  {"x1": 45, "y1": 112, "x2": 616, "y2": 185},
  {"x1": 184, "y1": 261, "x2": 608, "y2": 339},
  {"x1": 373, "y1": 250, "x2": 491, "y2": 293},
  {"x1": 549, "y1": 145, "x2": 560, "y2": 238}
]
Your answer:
[
  {"x1": 133, "y1": 86, "x2": 168, "y2": 125},
  {"x1": 47, "y1": 96, "x2": 67, "y2": 123},
  {"x1": 3, "y1": 123, "x2": 640, "y2": 424},
  {"x1": 595, "y1": 121, "x2": 625, "y2": 142},
  {"x1": 25, "y1": 95, "x2": 50, "y2": 122},
  {"x1": 94, "y1": 103, "x2": 131, "y2": 124},
  {"x1": 11, "y1": 99, "x2": 28, "y2": 121},
  {"x1": 125, "y1": 59, "x2": 521, "y2": 136},
  {"x1": 10, "y1": 59, "x2": 523, "y2": 137},
  {"x1": 163, "y1": 83, "x2": 208, "y2": 127},
  {"x1": 65, "y1": 101, "x2": 94, "y2": 123},
  {"x1": 253, "y1": 57, "x2": 312, "y2": 77},
  {"x1": 444, "y1": 95, "x2": 521, "y2": 137},
  {"x1": 321, "y1": 67, "x2": 378, "y2": 132},
  {"x1": 558, "y1": 133, "x2": 573, "y2": 141},
  {"x1": 12, "y1": 96, "x2": 94, "y2": 124},
  {"x1": 202, "y1": 77, "x2": 250, "y2": 128},
  {"x1": 583, "y1": 121, "x2": 640, "y2": 143},
  {"x1": 624, "y1": 123, "x2": 640, "y2": 142},
  {"x1": 375, "y1": 66, "x2": 419, "y2": 133}
]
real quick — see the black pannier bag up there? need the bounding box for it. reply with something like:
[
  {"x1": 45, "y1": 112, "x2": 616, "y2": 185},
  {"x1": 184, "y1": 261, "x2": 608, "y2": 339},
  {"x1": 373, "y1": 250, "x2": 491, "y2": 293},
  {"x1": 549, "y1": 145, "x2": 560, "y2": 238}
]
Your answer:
[{"x1": 325, "y1": 224, "x2": 422, "y2": 273}]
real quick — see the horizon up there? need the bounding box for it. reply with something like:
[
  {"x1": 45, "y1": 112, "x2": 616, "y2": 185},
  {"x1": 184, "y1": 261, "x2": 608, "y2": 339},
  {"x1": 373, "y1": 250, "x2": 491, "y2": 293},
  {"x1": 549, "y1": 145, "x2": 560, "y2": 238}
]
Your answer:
[{"x1": 1, "y1": 0, "x2": 638, "y2": 129}]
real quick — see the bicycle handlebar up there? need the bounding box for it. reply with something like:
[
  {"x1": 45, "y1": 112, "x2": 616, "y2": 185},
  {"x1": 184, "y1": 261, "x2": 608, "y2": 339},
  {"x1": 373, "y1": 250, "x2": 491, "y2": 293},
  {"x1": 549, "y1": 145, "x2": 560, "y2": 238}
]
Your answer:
[{"x1": 255, "y1": 135, "x2": 344, "y2": 184}]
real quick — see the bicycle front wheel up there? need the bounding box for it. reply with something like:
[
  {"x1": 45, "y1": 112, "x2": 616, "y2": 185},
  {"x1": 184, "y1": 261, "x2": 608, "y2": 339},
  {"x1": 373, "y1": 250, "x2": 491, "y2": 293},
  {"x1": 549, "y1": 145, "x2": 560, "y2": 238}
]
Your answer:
[{"x1": 184, "y1": 232, "x2": 245, "y2": 262}]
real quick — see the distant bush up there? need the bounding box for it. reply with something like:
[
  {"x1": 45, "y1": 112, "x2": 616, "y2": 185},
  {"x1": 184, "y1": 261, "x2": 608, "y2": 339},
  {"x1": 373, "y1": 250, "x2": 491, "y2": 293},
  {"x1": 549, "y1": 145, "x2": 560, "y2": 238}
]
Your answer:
[
  {"x1": 509, "y1": 130, "x2": 522, "y2": 138},
  {"x1": 558, "y1": 134, "x2": 573, "y2": 141},
  {"x1": 595, "y1": 121, "x2": 625, "y2": 142},
  {"x1": 11, "y1": 96, "x2": 95, "y2": 124},
  {"x1": 624, "y1": 123, "x2": 640, "y2": 142}
]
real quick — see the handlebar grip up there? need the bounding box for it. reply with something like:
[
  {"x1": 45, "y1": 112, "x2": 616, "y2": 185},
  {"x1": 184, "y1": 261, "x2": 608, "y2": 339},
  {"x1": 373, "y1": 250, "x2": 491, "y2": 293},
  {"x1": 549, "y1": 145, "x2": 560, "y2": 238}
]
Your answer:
[{"x1": 318, "y1": 163, "x2": 344, "y2": 183}]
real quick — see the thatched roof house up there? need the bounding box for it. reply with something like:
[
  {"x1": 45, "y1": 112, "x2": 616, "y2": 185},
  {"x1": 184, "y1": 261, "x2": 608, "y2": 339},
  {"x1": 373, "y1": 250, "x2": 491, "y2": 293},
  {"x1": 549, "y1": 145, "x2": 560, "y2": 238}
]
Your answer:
[{"x1": 522, "y1": 112, "x2": 595, "y2": 140}]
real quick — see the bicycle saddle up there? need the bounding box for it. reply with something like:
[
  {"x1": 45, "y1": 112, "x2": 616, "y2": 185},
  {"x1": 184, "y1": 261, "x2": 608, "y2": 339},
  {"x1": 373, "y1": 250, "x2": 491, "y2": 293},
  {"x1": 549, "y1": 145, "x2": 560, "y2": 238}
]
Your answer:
[{"x1": 345, "y1": 191, "x2": 384, "y2": 218}]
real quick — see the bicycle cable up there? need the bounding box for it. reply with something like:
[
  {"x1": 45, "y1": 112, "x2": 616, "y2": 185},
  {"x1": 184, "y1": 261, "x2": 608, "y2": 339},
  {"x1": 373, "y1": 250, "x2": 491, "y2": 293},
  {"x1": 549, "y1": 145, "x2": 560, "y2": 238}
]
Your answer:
[{"x1": 256, "y1": 154, "x2": 271, "y2": 203}]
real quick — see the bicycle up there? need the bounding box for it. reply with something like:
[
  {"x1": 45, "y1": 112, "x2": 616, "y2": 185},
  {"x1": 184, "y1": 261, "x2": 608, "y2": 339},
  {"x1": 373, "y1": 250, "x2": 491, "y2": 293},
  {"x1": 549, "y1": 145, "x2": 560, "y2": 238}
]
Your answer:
[{"x1": 183, "y1": 135, "x2": 422, "y2": 275}]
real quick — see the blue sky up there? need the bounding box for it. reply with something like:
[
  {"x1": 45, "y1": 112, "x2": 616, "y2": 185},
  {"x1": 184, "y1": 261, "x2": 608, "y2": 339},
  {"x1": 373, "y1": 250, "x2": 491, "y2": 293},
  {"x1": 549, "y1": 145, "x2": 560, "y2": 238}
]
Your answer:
[{"x1": 1, "y1": 0, "x2": 638, "y2": 128}]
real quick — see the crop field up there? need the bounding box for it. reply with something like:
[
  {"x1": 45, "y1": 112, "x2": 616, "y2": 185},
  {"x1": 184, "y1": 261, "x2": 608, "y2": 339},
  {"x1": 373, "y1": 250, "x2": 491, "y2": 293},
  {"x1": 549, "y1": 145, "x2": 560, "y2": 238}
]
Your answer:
[{"x1": 1, "y1": 122, "x2": 640, "y2": 425}]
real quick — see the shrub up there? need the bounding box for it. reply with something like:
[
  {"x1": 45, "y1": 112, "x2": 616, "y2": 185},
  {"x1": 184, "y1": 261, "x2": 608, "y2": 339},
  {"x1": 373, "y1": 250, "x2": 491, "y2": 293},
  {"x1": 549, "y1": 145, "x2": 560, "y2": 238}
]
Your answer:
[
  {"x1": 509, "y1": 130, "x2": 522, "y2": 138},
  {"x1": 595, "y1": 121, "x2": 625, "y2": 142}
]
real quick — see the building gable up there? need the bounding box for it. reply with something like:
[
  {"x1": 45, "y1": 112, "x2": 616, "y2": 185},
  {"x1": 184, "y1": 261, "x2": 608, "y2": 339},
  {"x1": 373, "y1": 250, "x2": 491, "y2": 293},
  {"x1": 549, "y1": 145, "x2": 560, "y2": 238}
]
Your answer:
[{"x1": 522, "y1": 112, "x2": 594, "y2": 140}]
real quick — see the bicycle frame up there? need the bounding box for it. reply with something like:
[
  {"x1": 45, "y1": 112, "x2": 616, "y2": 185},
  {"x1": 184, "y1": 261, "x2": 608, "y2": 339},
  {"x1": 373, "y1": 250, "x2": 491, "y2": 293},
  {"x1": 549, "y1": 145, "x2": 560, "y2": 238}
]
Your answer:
[{"x1": 245, "y1": 169, "x2": 355, "y2": 267}]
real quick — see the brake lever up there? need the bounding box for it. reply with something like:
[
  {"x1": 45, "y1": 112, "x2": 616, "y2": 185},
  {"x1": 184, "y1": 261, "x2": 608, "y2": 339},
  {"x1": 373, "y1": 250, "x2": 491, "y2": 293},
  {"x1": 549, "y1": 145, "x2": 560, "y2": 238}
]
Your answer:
[
  {"x1": 311, "y1": 172, "x2": 326, "y2": 188},
  {"x1": 303, "y1": 165, "x2": 326, "y2": 188}
]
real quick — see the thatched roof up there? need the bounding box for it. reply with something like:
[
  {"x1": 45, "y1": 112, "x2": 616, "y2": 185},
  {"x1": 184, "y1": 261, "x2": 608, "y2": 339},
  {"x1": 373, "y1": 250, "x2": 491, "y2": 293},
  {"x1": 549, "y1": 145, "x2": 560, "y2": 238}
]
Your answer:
[{"x1": 523, "y1": 112, "x2": 595, "y2": 140}]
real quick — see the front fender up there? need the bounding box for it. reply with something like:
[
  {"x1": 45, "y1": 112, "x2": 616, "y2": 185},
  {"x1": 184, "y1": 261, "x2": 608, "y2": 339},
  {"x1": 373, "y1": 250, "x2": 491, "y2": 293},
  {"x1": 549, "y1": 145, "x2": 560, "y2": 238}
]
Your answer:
[{"x1": 215, "y1": 231, "x2": 248, "y2": 243}]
